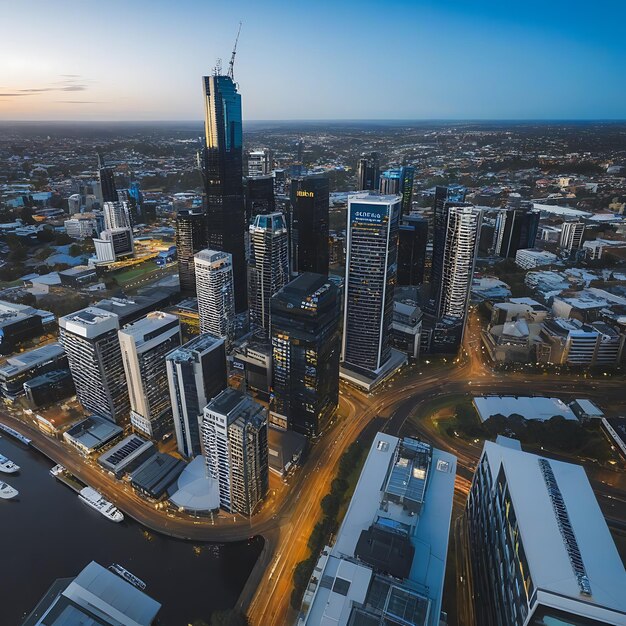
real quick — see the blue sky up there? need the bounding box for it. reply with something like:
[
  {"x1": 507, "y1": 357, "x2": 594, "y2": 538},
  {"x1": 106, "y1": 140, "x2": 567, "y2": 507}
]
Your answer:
[{"x1": 1, "y1": 0, "x2": 624, "y2": 120}]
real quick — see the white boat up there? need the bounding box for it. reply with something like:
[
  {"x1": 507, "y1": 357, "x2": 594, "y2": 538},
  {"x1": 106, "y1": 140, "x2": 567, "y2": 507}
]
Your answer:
[
  {"x1": 0, "y1": 481, "x2": 18, "y2": 499},
  {"x1": 0, "y1": 453, "x2": 19, "y2": 474},
  {"x1": 78, "y1": 487, "x2": 124, "y2": 523},
  {"x1": 108, "y1": 564, "x2": 147, "y2": 590},
  {"x1": 49, "y1": 464, "x2": 66, "y2": 477}
]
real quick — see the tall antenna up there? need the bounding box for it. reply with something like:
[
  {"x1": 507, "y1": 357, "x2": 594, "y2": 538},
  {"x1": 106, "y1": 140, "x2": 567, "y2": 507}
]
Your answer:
[{"x1": 228, "y1": 21, "x2": 242, "y2": 80}]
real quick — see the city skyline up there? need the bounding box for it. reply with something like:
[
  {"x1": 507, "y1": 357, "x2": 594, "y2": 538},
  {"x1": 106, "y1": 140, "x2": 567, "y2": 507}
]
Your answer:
[{"x1": 1, "y1": 0, "x2": 625, "y2": 122}]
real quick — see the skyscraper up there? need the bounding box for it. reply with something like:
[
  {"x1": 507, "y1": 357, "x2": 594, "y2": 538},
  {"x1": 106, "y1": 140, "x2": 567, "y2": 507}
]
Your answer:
[
  {"x1": 378, "y1": 169, "x2": 402, "y2": 195},
  {"x1": 379, "y1": 166, "x2": 415, "y2": 214},
  {"x1": 59, "y1": 307, "x2": 129, "y2": 423},
  {"x1": 493, "y1": 203, "x2": 540, "y2": 258},
  {"x1": 244, "y1": 175, "x2": 276, "y2": 222},
  {"x1": 118, "y1": 312, "x2": 181, "y2": 439},
  {"x1": 341, "y1": 193, "x2": 403, "y2": 389},
  {"x1": 103, "y1": 201, "x2": 131, "y2": 231},
  {"x1": 199, "y1": 73, "x2": 247, "y2": 312},
  {"x1": 270, "y1": 273, "x2": 340, "y2": 436},
  {"x1": 247, "y1": 148, "x2": 272, "y2": 177},
  {"x1": 194, "y1": 249, "x2": 235, "y2": 342},
  {"x1": 397, "y1": 214, "x2": 428, "y2": 286},
  {"x1": 97, "y1": 153, "x2": 118, "y2": 204},
  {"x1": 166, "y1": 334, "x2": 227, "y2": 458},
  {"x1": 430, "y1": 185, "x2": 467, "y2": 301},
  {"x1": 93, "y1": 227, "x2": 134, "y2": 263},
  {"x1": 430, "y1": 204, "x2": 482, "y2": 352},
  {"x1": 289, "y1": 174, "x2": 330, "y2": 276},
  {"x1": 400, "y1": 165, "x2": 415, "y2": 214},
  {"x1": 202, "y1": 388, "x2": 269, "y2": 515},
  {"x1": 176, "y1": 208, "x2": 207, "y2": 294},
  {"x1": 356, "y1": 152, "x2": 380, "y2": 191},
  {"x1": 559, "y1": 221, "x2": 586, "y2": 252},
  {"x1": 466, "y1": 437, "x2": 626, "y2": 626},
  {"x1": 248, "y1": 212, "x2": 290, "y2": 333}
]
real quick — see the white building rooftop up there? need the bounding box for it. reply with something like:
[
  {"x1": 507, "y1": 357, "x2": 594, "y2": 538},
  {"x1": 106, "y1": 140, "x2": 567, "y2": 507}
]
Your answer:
[
  {"x1": 482, "y1": 440, "x2": 626, "y2": 622},
  {"x1": 473, "y1": 396, "x2": 578, "y2": 423}
]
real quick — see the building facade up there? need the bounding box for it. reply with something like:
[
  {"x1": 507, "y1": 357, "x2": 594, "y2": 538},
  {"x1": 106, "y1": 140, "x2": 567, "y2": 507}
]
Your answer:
[
  {"x1": 559, "y1": 221, "x2": 586, "y2": 252},
  {"x1": 493, "y1": 204, "x2": 540, "y2": 258},
  {"x1": 270, "y1": 273, "x2": 340, "y2": 436},
  {"x1": 466, "y1": 438, "x2": 626, "y2": 626},
  {"x1": 397, "y1": 214, "x2": 428, "y2": 285},
  {"x1": 199, "y1": 74, "x2": 247, "y2": 312},
  {"x1": 166, "y1": 334, "x2": 227, "y2": 458},
  {"x1": 244, "y1": 175, "x2": 276, "y2": 222},
  {"x1": 194, "y1": 249, "x2": 235, "y2": 343},
  {"x1": 342, "y1": 193, "x2": 402, "y2": 376},
  {"x1": 248, "y1": 212, "x2": 290, "y2": 333},
  {"x1": 103, "y1": 200, "x2": 131, "y2": 231},
  {"x1": 59, "y1": 307, "x2": 130, "y2": 423},
  {"x1": 176, "y1": 208, "x2": 208, "y2": 295},
  {"x1": 289, "y1": 174, "x2": 330, "y2": 276},
  {"x1": 202, "y1": 388, "x2": 269, "y2": 515},
  {"x1": 118, "y1": 312, "x2": 181, "y2": 439},
  {"x1": 356, "y1": 152, "x2": 380, "y2": 191},
  {"x1": 247, "y1": 148, "x2": 272, "y2": 177}
]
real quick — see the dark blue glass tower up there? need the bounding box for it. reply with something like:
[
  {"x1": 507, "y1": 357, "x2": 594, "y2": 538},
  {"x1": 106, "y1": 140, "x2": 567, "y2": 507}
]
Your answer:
[{"x1": 199, "y1": 74, "x2": 247, "y2": 312}]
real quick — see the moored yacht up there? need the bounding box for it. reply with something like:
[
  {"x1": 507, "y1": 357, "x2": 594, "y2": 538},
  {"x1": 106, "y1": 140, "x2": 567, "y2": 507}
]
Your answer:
[
  {"x1": 0, "y1": 453, "x2": 19, "y2": 474},
  {"x1": 0, "y1": 481, "x2": 18, "y2": 499},
  {"x1": 78, "y1": 487, "x2": 124, "y2": 522}
]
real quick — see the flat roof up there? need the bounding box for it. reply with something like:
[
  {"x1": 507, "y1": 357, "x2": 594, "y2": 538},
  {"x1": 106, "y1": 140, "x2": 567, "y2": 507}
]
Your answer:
[
  {"x1": 572, "y1": 399, "x2": 604, "y2": 416},
  {"x1": 0, "y1": 342, "x2": 65, "y2": 379},
  {"x1": 474, "y1": 396, "x2": 578, "y2": 423},
  {"x1": 483, "y1": 440, "x2": 626, "y2": 618},
  {"x1": 64, "y1": 416, "x2": 123, "y2": 450},
  {"x1": 59, "y1": 307, "x2": 119, "y2": 338}
]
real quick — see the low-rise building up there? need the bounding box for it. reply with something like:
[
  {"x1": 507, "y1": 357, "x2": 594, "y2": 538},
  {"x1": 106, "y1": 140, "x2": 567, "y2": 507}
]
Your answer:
[
  {"x1": 391, "y1": 300, "x2": 422, "y2": 360},
  {"x1": 601, "y1": 417, "x2": 626, "y2": 461},
  {"x1": 515, "y1": 248, "x2": 558, "y2": 269},
  {"x1": 98, "y1": 434, "x2": 156, "y2": 478},
  {"x1": 63, "y1": 415, "x2": 124, "y2": 455},
  {"x1": 23, "y1": 369, "x2": 74, "y2": 408},
  {"x1": 299, "y1": 433, "x2": 456, "y2": 626}
]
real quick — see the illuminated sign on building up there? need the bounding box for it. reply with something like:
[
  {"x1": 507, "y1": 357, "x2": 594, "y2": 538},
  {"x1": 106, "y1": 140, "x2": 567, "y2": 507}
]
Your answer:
[
  {"x1": 296, "y1": 190, "x2": 315, "y2": 198},
  {"x1": 351, "y1": 203, "x2": 386, "y2": 225}
]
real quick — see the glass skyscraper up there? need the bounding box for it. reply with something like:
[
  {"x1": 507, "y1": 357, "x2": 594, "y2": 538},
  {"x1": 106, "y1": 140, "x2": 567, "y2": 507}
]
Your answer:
[
  {"x1": 342, "y1": 193, "x2": 401, "y2": 375},
  {"x1": 269, "y1": 273, "x2": 340, "y2": 437},
  {"x1": 289, "y1": 174, "x2": 330, "y2": 277},
  {"x1": 199, "y1": 74, "x2": 247, "y2": 312},
  {"x1": 176, "y1": 208, "x2": 207, "y2": 295}
]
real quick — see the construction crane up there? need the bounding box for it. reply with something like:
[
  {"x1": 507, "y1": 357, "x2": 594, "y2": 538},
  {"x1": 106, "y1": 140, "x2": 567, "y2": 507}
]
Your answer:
[{"x1": 228, "y1": 21, "x2": 242, "y2": 80}]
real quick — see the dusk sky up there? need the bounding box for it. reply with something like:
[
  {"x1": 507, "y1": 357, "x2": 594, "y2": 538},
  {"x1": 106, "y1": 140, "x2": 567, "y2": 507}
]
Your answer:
[{"x1": 1, "y1": 0, "x2": 625, "y2": 121}]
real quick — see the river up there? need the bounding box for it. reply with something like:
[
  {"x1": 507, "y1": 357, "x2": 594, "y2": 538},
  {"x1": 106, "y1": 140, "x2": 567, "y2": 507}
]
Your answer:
[{"x1": 0, "y1": 434, "x2": 263, "y2": 626}]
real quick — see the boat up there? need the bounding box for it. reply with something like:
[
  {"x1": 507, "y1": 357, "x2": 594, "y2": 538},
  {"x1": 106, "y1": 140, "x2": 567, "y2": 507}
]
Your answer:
[
  {"x1": 0, "y1": 453, "x2": 19, "y2": 474},
  {"x1": 108, "y1": 564, "x2": 147, "y2": 590},
  {"x1": 78, "y1": 487, "x2": 124, "y2": 523},
  {"x1": 0, "y1": 423, "x2": 31, "y2": 445},
  {"x1": 0, "y1": 481, "x2": 18, "y2": 499},
  {"x1": 49, "y1": 464, "x2": 66, "y2": 477}
]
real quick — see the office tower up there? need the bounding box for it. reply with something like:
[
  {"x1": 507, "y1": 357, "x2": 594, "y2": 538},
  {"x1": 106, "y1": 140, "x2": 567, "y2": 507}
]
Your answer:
[
  {"x1": 166, "y1": 334, "x2": 227, "y2": 458},
  {"x1": 430, "y1": 185, "x2": 466, "y2": 293},
  {"x1": 199, "y1": 73, "x2": 247, "y2": 312},
  {"x1": 244, "y1": 175, "x2": 276, "y2": 222},
  {"x1": 176, "y1": 208, "x2": 208, "y2": 294},
  {"x1": 397, "y1": 214, "x2": 428, "y2": 285},
  {"x1": 341, "y1": 193, "x2": 403, "y2": 388},
  {"x1": 400, "y1": 165, "x2": 415, "y2": 214},
  {"x1": 273, "y1": 169, "x2": 286, "y2": 196},
  {"x1": 202, "y1": 388, "x2": 269, "y2": 515},
  {"x1": 466, "y1": 437, "x2": 626, "y2": 626},
  {"x1": 103, "y1": 200, "x2": 131, "y2": 231},
  {"x1": 59, "y1": 307, "x2": 129, "y2": 423},
  {"x1": 247, "y1": 148, "x2": 272, "y2": 177},
  {"x1": 356, "y1": 152, "x2": 380, "y2": 191},
  {"x1": 248, "y1": 212, "x2": 290, "y2": 333},
  {"x1": 194, "y1": 249, "x2": 235, "y2": 342},
  {"x1": 299, "y1": 433, "x2": 456, "y2": 626},
  {"x1": 289, "y1": 174, "x2": 330, "y2": 276},
  {"x1": 378, "y1": 169, "x2": 402, "y2": 195},
  {"x1": 93, "y1": 227, "x2": 134, "y2": 263},
  {"x1": 64, "y1": 216, "x2": 96, "y2": 239},
  {"x1": 493, "y1": 204, "x2": 540, "y2": 258},
  {"x1": 128, "y1": 181, "x2": 143, "y2": 221},
  {"x1": 430, "y1": 205, "x2": 482, "y2": 352},
  {"x1": 118, "y1": 312, "x2": 181, "y2": 439},
  {"x1": 296, "y1": 139, "x2": 304, "y2": 162},
  {"x1": 270, "y1": 273, "x2": 340, "y2": 436},
  {"x1": 98, "y1": 153, "x2": 118, "y2": 203},
  {"x1": 560, "y1": 221, "x2": 586, "y2": 252}
]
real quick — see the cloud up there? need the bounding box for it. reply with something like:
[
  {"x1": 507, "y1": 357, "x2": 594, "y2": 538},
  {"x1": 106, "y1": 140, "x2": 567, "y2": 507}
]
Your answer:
[
  {"x1": 0, "y1": 75, "x2": 90, "y2": 98},
  {"x1": 55, "y1": 100, "x2": 101, "y2": 104}
]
